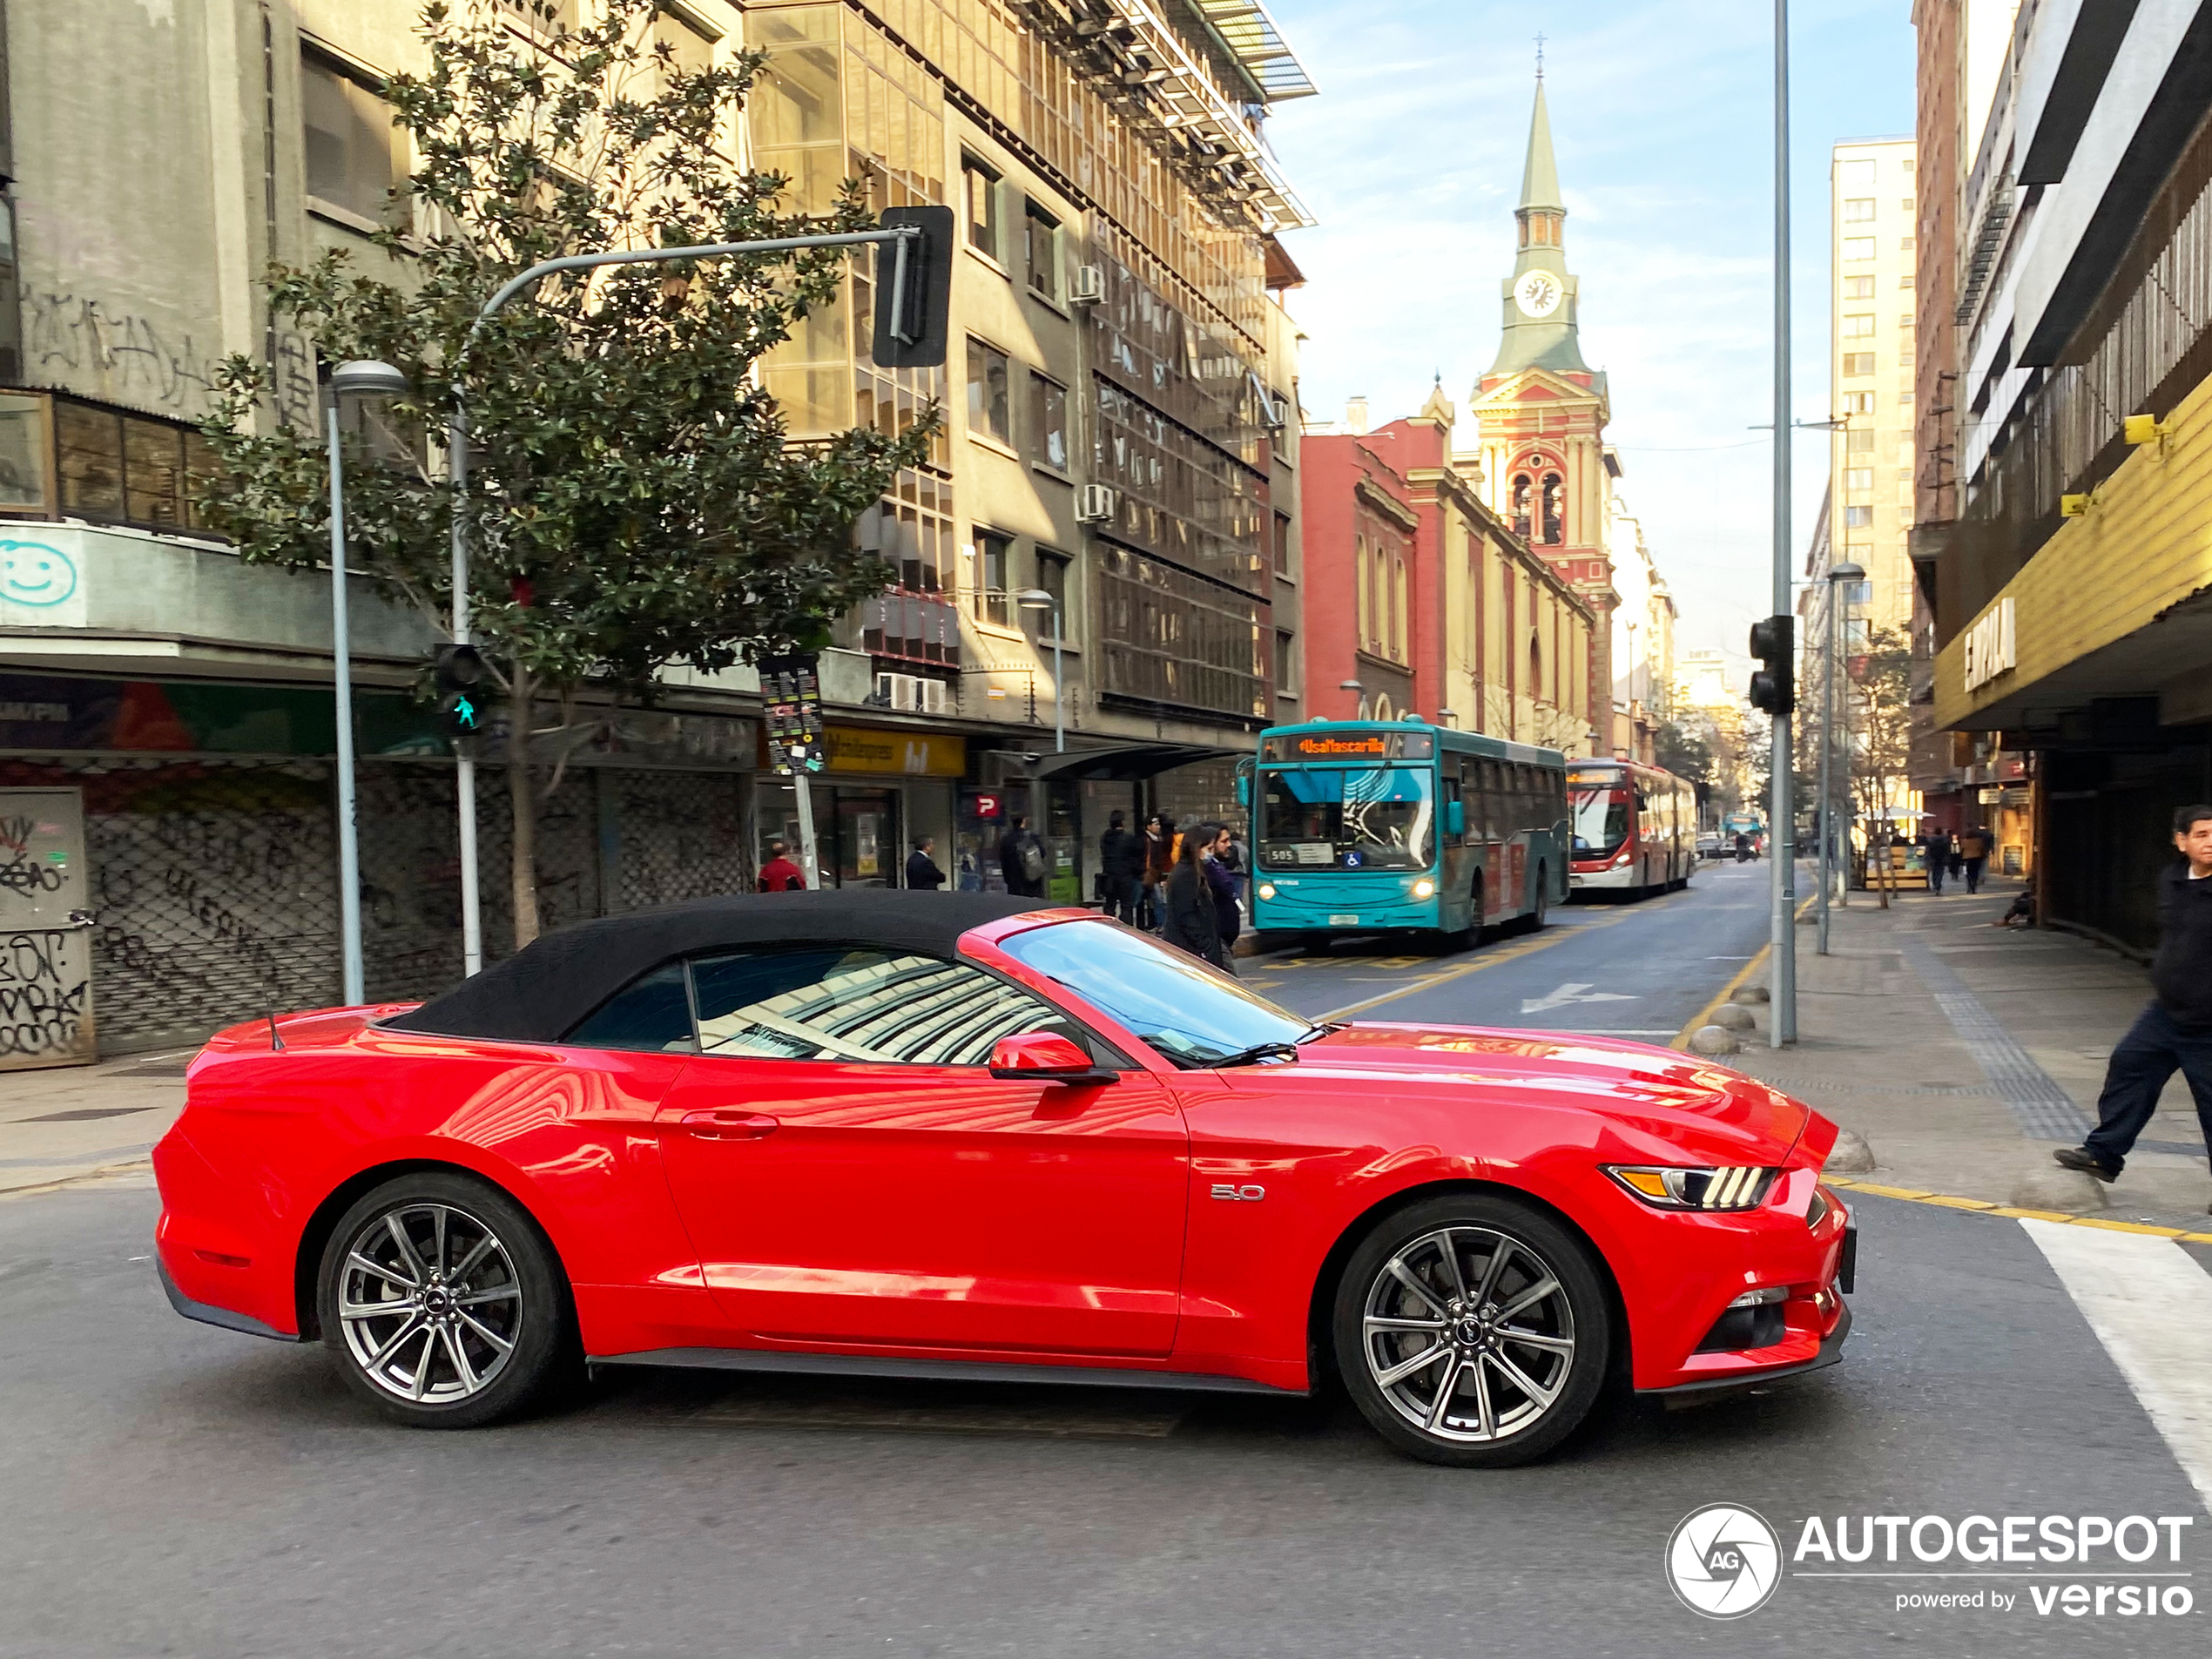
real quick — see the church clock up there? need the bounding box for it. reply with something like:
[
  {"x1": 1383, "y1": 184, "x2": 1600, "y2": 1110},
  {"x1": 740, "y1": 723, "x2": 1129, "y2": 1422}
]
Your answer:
[{"x1": 1514, "y1": 270, "x2": 1563, "y2": 319}]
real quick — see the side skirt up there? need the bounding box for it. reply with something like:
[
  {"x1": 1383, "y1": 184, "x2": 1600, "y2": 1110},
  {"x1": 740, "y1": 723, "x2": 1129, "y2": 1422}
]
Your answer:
[
  {"x1": 589, "y1": 1345, "x2": 1306, "y2": 1398},
  {"x1": 157, "y1": 1260, "x2": 306, "y2": 1343}
]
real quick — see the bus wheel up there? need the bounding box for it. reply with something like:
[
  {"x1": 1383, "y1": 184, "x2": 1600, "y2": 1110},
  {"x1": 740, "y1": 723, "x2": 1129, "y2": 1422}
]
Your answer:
[
  {"x1": 1456, "y1": 877, "x2": 1487, "y2": 950},
  {"x1": 1529, "y1": 868, "x2": 1549, "y2": 931}
]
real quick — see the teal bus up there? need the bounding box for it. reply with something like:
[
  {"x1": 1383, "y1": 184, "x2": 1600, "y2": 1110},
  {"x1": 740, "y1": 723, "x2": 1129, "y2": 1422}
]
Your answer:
[{"x1": 1244, "y1": 719, "x2": 1570, "y2": 948}]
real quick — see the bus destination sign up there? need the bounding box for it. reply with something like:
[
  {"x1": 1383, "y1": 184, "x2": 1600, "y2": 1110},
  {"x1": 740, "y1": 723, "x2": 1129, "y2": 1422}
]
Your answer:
[{"x1": 1264, "y1": 732, "x2": 1434, "y2": 762}]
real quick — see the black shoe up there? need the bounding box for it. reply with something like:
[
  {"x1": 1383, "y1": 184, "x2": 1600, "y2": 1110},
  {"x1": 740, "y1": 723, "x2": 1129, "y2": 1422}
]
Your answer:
[{"x1": 2054, "y1": 1146, "x2": 2119, "y2": 1183}]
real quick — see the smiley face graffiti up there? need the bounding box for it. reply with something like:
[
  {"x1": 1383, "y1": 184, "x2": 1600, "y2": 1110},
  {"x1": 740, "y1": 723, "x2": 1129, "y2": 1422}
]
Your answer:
[{"x1": 0, "y1": 541, "x2": 78, "y2": 609}]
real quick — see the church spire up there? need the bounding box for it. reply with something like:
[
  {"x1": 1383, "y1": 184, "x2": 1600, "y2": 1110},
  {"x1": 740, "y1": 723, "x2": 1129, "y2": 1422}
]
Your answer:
[{"x1": 1485, "y1": 74, "x2": 1591, "y2": 381}]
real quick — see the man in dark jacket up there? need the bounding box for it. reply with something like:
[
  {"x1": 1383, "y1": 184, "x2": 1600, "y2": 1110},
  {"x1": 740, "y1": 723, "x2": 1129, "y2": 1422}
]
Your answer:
[
  {"x1": 1099, "y1": 810, "x2": 1143, "y2": 923},
  {"x1": 1200, "y1": 821, "x2": 1241, "y2": 962},
  {"x1": 905, "y1": 835, "x2": 945, "y2": 890},
  {"x1": 2055, "y1": 804, "x2": 2212, "y2": 1190},
  {"x1": 998, "y1": 814, "x2": 1045, "y2": 898},
  {"x1": 1922, "y1": 825, "x2": 1952, "y2": 894}
]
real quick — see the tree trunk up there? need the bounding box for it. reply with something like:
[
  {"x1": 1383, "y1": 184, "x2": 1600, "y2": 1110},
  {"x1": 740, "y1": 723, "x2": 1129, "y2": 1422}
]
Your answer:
[{"x1": 508, "y1": 664, "x2": 542, "y2": 950}]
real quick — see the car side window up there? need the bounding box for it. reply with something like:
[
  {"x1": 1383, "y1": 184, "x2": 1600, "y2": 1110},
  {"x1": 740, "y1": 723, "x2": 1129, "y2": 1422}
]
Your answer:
[
  {"x1": 687, "y1": 946, "x2": 1082, "y2": 1066},
  {"x1": 565, "y1": 961, "x2": 695, "y2": 1053}
]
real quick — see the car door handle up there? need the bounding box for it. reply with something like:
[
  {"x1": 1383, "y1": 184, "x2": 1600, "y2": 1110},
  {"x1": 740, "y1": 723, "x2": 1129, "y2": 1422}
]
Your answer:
[{"x1": 679, "y1": 1109, "x2": 779, "y2": 1140}]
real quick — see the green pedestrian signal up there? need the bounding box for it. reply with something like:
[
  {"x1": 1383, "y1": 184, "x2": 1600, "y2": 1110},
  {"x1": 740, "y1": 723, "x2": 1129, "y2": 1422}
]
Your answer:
[
  {"x1": 451, "y1": 696, "x2": 478, "y2": 732},
  {"x1": 434, "y1": 643, "x2": 488, "y2": 742}
]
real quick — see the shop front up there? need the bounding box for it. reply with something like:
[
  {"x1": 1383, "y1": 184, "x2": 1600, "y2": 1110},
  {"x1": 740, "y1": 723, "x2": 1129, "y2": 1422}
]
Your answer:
[{"x1": 754, "y1": 723, "x2": 964, "y2": 889}]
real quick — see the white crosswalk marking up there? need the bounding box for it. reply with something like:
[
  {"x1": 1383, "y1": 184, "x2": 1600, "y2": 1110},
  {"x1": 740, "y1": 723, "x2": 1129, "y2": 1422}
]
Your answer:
[{"x1": 2023, "y1": 1219, "x2": 2212, "y2": 1511}]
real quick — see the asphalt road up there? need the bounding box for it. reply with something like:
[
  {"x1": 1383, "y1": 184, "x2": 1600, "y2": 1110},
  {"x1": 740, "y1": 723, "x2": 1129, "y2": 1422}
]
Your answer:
[{"x1": 7, "y1": 867, "x2": 2212, "y2": 1657}]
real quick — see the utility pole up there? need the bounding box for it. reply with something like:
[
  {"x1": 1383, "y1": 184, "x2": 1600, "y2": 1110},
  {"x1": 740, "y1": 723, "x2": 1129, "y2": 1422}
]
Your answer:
[{"x1": 1769, "y1": 0, "x2": 1797, "y2": 1045}]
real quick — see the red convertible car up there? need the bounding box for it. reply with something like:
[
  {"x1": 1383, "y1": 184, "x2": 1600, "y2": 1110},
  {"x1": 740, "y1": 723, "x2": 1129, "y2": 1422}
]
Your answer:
[{"x1": 154, "y1": 893, "x2": 1852, "y2": 1467}]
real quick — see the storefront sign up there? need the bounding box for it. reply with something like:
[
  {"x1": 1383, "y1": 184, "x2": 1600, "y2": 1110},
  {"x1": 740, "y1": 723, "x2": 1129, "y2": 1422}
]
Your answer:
[
  {"x1": 1962, "y1": 597, "x2": 2017, "y2": 693},
  {"x1": 819, "y1": 724, "x2": 966, "y2": 777},
  {"x1": 965, "y1": 790, "x2": 1004, "y2": 819}
]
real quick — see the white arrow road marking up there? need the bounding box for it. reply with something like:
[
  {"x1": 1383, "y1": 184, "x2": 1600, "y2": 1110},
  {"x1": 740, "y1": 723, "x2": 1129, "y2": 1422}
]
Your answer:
[
  {"x1": 1519, "y1": 982, "x2": 1640, "y2": 1015},
  {"x1": 2023, "y1": 1218, "x2": 2212, "y2": 1510}
]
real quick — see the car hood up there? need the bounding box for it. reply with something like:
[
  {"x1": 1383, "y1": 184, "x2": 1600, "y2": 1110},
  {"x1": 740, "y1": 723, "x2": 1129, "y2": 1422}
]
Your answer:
[{"x1": 1258, "y1": 1021, "x2": 1813, "y2": 1163}]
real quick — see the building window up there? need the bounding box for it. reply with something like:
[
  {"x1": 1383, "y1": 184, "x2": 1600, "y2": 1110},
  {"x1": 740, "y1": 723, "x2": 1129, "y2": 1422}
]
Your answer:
[
  {"x1": 1899, "y1": 346, "x2": 1917, "y2": 366},
  {"x1": 1393, "y1": 557, "x2": 1409, "y2": 661},
  {"x1": 1844, "y1": 275, "x2": 1874, "y2": 299},
  {"x1": 1840, "y1": 158, "x2": 1876, "y2": 185},
  {"x1": 1843, "y1": 198, "x2": 1876, "y2": 222},
  {"x1": 1844, "y1": 504, "x2": 1873, "y2": 528},
  {"x1": 966, "y1": 339, "x2": 1010, "y2": 445},
  {"x1": 1900, "y1": 274, "x2": 1916, "y2": 288},
  {"x1": 1841, "y1": 391, "x2": 1873, "y2": 413},
  {"x1": 1024, "y1": 199, "x2": 1059, "y2": 300},
  {"x1": 1509, "y1": 475, "x2": 1532, "y2": 541},
  {"x1": 1842, "y1": 352, "x2": 1876, "y2": 377},
  {"x1": 1899, "y1": 388, "x2": 1915, "y2": 404},
  {"x1": 974, "y1": 529, "x2": 1011, "y2": 626},
  {"x1": 18, "y1": 393, "x2": 220, "y2": 533},
  {"x1": 1900, "y1": 237, "x2": 1916, "y2": 252},
  {"x1": 962, "y1": 153, "x2": 1002, "y2": 263},
  {"x1": 651, "y1": 8, "x2": 717, "y2": 86},
  {"x1": 1540, "y1": 472, "x2": 1564, "y2": 543},
  {"x1": 302, "y1": 50, "x2": 404, "y2": 225},
  {"x1": 1846, "y1": 428, "x2": 1876, "y2": 453},
  {"x1": 1276, "y1": 628, "x2": 1297, "y2": 693},
  {"x1": 496, "y1": 0, "x2": 579, "y2": 29},
  {"x1": 1842, "y1": 237, "x2": 1875, "y2": 261},
  {"x1": 1844, "y1": 468, "x2": 1874, "y2": 491},
  {"x1": 1844, "y1": 313, "x2": 1875, "y2": 338},
  {"x1": 1028, "y1": 371, "x2": 1067, "y2": 469},
  {"x1": 1272, "y1": 510, "x2": 1291, "y2": 575},
  {"x1": 1035, "y1": 549, "x2": 1069, "y2": 631}
]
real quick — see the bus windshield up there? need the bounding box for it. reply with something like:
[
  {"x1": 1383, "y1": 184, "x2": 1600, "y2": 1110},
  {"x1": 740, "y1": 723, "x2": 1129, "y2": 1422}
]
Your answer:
[
  {"x1": 1259, "y1": 766, "x2": 1433, "y2": 871},
  {"x1": 1570, "y1": 784, "x2": 1630, "y2": 857}
]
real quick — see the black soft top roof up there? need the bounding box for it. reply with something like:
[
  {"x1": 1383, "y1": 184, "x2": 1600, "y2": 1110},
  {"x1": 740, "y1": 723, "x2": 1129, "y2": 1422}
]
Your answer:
[{"x1": 382, "y1": 891, "x2": 1055, "y2": 1043}]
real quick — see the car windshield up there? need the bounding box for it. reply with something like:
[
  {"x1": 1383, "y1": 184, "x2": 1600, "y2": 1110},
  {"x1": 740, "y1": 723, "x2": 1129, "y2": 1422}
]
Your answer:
[
  {"x1": 1258, "y1": 765, "x2": 1433, "y2": 871},
  {"x1": 1571, "y1": 786, "x2": 1629, "y2": 856},
  {"x1": 996, "y1": 919, "x2": 1315, "y2": 1068}
]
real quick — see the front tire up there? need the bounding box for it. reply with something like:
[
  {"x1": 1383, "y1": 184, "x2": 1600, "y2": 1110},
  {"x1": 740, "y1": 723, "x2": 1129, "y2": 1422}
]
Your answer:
[
  {"x1": 1333, "y1": 1194, "x2": 1610, "y2": 1467},
  {"x1": 317, "y1": 1171, "x2": 577, "y2": 1429}
]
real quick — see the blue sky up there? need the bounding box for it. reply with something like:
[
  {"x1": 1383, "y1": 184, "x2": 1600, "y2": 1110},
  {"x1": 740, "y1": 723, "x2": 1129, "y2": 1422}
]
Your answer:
[{"x1": 1261, "y1": 0, "x2": 1918, "y2": 666}]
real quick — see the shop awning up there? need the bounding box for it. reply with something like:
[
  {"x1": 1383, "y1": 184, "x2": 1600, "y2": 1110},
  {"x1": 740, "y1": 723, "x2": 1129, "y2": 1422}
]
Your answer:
[{"x1": 1023, "y1": 741, "x2": 1246, "y2": 782}]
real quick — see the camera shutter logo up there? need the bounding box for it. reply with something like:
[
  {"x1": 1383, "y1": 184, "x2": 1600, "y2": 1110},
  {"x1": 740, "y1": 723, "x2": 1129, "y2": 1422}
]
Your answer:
[{"x1": 1666, "y1": 1504, "x2": 1782, "y2": 1619}]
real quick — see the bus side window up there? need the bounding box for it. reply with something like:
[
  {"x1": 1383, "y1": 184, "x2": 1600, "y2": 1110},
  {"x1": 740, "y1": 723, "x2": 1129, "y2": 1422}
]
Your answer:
[{"x1": 1443, "y1": 774, "x2": 1463, "y2": 843}]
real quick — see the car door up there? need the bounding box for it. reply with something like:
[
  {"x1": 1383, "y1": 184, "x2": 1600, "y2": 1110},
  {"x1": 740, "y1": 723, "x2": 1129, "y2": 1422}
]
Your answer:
[{"x1": 653, "y1": 944, "x2": 1189, "y2": 1357}]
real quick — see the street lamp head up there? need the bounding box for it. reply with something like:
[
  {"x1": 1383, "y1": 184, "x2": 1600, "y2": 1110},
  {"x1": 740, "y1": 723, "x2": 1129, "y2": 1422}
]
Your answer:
[
  {"x1": 1338, "y1": 678, "x2": 1363, "y2": 692},
  {"x1": 1828, "y1": 561, "x2": 1866, "y2": 584},
  {"x1": 1015, "y1": 588, "x2": 1055, "y2": 611},
  {"x1": 331, "y1": 360, "x2": 409, "y2": 399}
]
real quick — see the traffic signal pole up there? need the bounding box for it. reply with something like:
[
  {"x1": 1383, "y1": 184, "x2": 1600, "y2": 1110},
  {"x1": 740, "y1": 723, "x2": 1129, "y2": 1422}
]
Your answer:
[
  {"x1": 442, "y1": 218, "x2": 943, "y2": 969},
  {"x1": 1770, "y1": 0, "x2": 1797, "y2": 1046}
]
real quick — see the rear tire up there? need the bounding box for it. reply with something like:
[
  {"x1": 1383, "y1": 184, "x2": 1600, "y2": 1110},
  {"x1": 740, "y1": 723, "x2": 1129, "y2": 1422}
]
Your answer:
[
  {"x1": 1334, "y1": 1193, "x2": 1611, "y2": 1467},
  {"x1": 316, "y1": 1171, "x2": 578, "y2": 1430}
]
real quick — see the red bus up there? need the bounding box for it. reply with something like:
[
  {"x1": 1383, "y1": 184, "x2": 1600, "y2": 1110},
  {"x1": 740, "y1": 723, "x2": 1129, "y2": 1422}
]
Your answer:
[{"x1": 1567, "y1": 759, "x2": 1698, "y2": 898}]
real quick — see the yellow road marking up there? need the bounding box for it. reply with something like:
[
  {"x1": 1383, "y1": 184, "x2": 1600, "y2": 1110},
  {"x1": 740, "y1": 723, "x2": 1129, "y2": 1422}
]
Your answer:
[
  {"x1": 1668, "y1": 894, "x2": 1817, "y2": 1050},
  {"x1": 1824, "y1": 1177, "x2": 2212, "y2": 1244}
]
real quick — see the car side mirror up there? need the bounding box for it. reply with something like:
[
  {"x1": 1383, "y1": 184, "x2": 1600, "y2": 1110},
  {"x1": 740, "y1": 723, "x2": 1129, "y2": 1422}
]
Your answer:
[
  {"x1": 989, "y1": 1031, "x2": 1112, "y2": 1084},
  {"x1": 1445, "y1": 800, "x2": 1466, "y2": 838}
]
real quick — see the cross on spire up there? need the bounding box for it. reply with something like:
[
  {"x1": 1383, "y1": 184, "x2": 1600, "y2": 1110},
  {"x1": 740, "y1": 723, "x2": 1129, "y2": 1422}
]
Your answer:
[{"x1": 1534, "y1": 32, "x2": 1546, "y2": 79}]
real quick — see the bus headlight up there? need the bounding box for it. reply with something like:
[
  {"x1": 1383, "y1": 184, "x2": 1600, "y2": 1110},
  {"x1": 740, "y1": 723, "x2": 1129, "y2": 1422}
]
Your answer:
[
  {"x1": 1257, "y1": 882, "x2": 1277, "y2": 900},
  {"x1": 1412, "y1": 878, "x2": 1435, "y2": 898}
]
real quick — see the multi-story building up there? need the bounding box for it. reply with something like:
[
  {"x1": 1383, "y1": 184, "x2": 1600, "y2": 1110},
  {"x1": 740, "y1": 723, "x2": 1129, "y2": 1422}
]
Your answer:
[
  {"x1": 0, "y1": 0, "x2": 1316, "y2": 1062},
  {"x1": 1300, "y1": 385, "x2": 1597, "y2": 749},
  {"x1": 1917, "y1": 0, "x2": 2212, "y2": 947},
  {"x1": 1607, "y1": 490, "x2": 1674, "y2": 764}
]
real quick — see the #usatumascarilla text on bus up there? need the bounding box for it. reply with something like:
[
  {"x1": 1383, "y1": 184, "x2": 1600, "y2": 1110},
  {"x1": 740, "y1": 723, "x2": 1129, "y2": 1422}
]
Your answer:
[{"x1": 1244, "y1": 721, "x2": 1569, "y2": 948}]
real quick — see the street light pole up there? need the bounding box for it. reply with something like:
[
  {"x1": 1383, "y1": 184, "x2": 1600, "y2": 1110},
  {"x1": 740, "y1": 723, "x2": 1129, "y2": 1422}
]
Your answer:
[
  {"x1": 1016, "y1": 587, "x2": 1064, "y2": 753},
  {"x1": 1817, "y1": 560, "x2": 1865, "y2": 955},
  {"x1": 442, "y1": 224, "x2": 923, "y2": 971},
  {"x1": 325, "y1": 360, "x2": 409, "y2": 1006},
  {"x1": 1770, "y1": 0, "x2": 1797, "y2": 1047}
]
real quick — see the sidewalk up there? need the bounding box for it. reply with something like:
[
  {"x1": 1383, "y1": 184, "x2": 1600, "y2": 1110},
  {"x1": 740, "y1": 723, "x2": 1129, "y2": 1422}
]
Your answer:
[
  {"x1": 1716, "y1": 877, "x2": 2212, "y2": 1227},
  {"x1": 0, "y1": 1049, "x2": 189, "y2": 1197}
]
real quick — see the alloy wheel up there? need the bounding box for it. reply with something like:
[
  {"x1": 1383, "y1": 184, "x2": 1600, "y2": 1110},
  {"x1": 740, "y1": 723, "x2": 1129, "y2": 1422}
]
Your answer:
[
  {"x1": 337, "y1": 1201, "x2": 524, "y2": 1405},
  {"x1": 1359, "y1": 1224, "x2": 1577, "y2": 1444}
]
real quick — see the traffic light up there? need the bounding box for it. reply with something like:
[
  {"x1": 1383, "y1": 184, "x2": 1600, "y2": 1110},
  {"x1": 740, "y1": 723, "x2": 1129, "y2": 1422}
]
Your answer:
[
  {"x1": 869, "y1": 206, "x2": 954, "y2": 368},
  {"x1": 1748, "y1": 616, "x2": 1794, "y2": 716},
  {"x1": 435, "y1": 644, "x2": 487, "y2": 740}
]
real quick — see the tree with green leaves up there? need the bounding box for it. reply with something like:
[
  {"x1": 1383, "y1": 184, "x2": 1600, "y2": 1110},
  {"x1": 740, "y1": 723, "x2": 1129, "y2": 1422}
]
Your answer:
[{"x1": 196, "y1": 0, "x2": 933, "y2": 948}]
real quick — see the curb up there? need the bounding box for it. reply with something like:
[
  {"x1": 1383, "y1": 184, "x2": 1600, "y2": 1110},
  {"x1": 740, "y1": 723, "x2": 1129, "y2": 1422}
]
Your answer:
[
  {"x1": 1669, "y1": 894, "x2": 1817, "y2": 1050},
  {"x1": 1824, "y1": 1176, "x2": 2212, "y2": 1245}
]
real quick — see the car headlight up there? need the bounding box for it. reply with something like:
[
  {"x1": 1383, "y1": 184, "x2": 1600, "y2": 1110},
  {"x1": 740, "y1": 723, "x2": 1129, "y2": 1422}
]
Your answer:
[
  {"x1": 1603, "y1": 1165, "x2": 1779, "y2": 1211},
  {"x1": 1412, "y1": 878, "x2": 1435, "y2": 898},
  {"x1": 1256, "y1": 882, "x2": 1277, "y2": 900}
]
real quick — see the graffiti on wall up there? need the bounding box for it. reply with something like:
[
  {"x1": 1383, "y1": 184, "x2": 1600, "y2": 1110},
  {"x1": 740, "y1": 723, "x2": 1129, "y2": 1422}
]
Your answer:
[
  {"x1": 26, "y1": 290, "x2": 220, "y2": 414},
  {"x1": 0, "y1": 928, "x2": 91, "y2": 1060}
]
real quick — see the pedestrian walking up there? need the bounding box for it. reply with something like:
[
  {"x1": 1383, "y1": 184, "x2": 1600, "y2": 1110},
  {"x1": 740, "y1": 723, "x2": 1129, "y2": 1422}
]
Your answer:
[
  {"x1": 757, "y1": 839, "x2": 806, "y2": 893},
  {"x1": 997, "y1": 813, "x2": 1047, "y2": 898},
  {"x1": 2054, "y1": 805, "x2": 2212, "y2": 1197},
  {"x1": 1923, "y1": 825, "x2": 1953, "y2": 894},
  {"x1": 905, "y1": 835, "x2": 945, "y2": 890},
  {"x1": 1141, "y1": 810, "x2": 1176, "y2": 928},
  {"x1": 1098, "y1": 810, "x2": 1143, "y2": 924},
  {"x1": 1959, "y1": 826, "x2": 1992, "y2": 894},
  {"x1": 1200, "y1": 820, "x2": 1241, "y2": 970},
  {"x1": 1161, "y1": 820, "x2": 1228, "y2": 970}
]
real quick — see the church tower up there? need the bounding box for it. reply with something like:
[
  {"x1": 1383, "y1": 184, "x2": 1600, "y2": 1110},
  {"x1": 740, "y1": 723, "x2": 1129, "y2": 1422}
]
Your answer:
[{"x1": 1470, "y1": 73, "x2": 1620, "y2": 754}]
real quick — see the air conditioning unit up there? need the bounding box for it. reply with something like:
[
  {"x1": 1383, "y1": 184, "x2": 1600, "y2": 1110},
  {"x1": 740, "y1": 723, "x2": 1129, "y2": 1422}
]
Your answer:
[
  {"x1": 1077, "y1": 484, "x2": 1116, "y2": 523},
  {"x1": 920, "y1": 678, "x2": 954, "y2": 716},
  {"x1": 1072, "y1": 264, "x2": 1105, "y2": 305},
  {"x1": 873, "y1": 672, "x2": 923, "y2": 712}
]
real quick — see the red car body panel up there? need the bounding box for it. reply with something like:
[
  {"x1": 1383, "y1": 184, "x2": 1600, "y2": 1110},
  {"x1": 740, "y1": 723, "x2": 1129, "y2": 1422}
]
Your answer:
[{"x1": 154, "y1": 912, "x2": 1850, "y2": 1398}]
